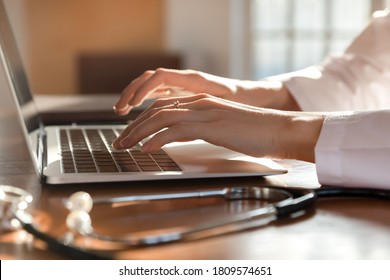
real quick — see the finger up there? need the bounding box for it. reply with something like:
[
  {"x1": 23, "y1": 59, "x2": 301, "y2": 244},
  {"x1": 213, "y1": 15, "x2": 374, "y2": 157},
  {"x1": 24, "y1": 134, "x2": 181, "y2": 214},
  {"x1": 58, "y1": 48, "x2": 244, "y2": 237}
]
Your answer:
[
  {"x1": 113, "y1": 95, "x2": 234, "y2": 149},
  {"x1": 133, "y1": 95, "x2": 231, "y2": 136},
  {"x1": 116, "y1": 109, "x2": 217, "y2": 150},
  {"x1": 135, "y1": 93, "x2": 211, "y2": 119},
  {"x1": 114, "y1": 69, "x2": 193, "y2": 116},
  {"x1": 111, "y1": 96, "x2": 210, "y2": 148},
  {"x1": 140, "y1": 122, "x2": 205, "y2": 153},
  {"x1": 136, "y1": 94, "x2": 251, "y2": 125},
  {"x1": 144, "y1": 93, "x2": 257, "y2": 113},
  {"x1": 114, "y1": 70, "x2": 155, "y2": 115},
  {"x1": 130, "y1": 68, "x2": 218, "y2": 106}
]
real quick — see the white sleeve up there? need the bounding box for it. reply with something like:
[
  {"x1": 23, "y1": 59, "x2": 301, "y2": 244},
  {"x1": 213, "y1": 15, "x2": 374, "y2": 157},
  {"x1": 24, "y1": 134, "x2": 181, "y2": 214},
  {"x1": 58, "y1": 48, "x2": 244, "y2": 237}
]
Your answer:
[
  {"x1": 315, "y1": 110, "x2": 390, "y2": 189},
  {"x1": 279, "y1": 10, "x2": 390, "y2": 112},
  {"x1": 270, "y1": 10, "x2": 390, "y2": 188}
]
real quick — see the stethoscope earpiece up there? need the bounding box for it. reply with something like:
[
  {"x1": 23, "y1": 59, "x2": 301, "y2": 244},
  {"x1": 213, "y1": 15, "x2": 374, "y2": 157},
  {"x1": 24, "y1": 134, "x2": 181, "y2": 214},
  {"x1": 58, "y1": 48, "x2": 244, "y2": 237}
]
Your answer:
[{"x1": 65, "y1": 191, "x2": 93, "y2": 235}]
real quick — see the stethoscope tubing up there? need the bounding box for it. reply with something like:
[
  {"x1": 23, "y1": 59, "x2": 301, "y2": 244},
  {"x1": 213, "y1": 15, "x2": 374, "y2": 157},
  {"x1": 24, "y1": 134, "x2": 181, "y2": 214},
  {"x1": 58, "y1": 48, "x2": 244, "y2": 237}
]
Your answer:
[
  {"x1": 316, "y1": 187, "x2": 390, "y2": 200},
  {"x1": 3, "y1": 185, "x2": 390, "y2": 259}
]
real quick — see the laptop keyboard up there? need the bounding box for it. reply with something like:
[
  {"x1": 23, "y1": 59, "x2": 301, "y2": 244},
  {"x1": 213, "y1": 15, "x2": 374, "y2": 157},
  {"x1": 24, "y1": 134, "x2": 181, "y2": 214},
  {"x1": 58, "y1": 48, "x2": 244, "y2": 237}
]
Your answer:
[{"x1": 59, "y1": 128, "x2": 182, "y2": 173}]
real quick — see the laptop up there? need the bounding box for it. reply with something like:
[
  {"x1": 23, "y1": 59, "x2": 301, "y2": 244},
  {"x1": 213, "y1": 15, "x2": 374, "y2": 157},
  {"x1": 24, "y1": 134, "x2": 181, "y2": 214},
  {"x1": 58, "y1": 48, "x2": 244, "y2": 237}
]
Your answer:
[{"x1": 0, "y1": 1, "x2": 286, "y2": 185}]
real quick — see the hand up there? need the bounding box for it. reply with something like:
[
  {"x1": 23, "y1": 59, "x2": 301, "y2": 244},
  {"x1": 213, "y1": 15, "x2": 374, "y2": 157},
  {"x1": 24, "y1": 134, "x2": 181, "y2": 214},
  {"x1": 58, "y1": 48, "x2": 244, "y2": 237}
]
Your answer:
[
  {"x1": 113, "y1": 68, "x2": 301, "y2": 116},
  {"x1": 112, "y1": 94, "x2": 324, "y2": 162},
  {"x1": 113, "y1": 68, "x2": 238, "y2": 115}
]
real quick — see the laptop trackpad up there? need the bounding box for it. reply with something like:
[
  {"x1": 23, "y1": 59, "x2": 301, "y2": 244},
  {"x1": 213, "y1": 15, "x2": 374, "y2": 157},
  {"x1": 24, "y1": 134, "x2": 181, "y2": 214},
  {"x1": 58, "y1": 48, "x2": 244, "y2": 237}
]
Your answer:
[{"x1": 164, "y1": 140, "x2": 286, "y2": 175}]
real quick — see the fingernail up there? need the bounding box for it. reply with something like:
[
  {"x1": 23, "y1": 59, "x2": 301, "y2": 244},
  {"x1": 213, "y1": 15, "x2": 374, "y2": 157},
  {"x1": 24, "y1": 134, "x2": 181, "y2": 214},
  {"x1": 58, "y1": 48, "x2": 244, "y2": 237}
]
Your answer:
[
  {"x1": 113, "y1": 104, "x2": 131, "y2": 115},
  {"x1": 140, "y1": 141, "x2": 151, "y2": 153},
  {"x1": 119, "y1": 138, "x2": 129, "y2": 148},
  {"x1": 111, "y1": 140, "x2": 122, "y2": 150}
]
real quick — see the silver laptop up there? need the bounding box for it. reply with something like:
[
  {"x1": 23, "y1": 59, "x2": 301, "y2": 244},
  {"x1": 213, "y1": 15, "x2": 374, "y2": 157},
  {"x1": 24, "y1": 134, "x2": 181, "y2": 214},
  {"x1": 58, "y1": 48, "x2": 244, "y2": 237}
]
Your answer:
[{"x1": 0, "y1": 1, "x2": 286, "y2": 185}]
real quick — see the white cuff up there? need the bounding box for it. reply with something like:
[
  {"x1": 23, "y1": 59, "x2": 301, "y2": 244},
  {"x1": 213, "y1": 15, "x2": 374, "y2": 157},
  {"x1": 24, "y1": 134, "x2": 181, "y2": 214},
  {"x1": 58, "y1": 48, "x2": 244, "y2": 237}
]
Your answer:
[{"x1": 315, "y1": 111, "x2": 390, "y2": 189}]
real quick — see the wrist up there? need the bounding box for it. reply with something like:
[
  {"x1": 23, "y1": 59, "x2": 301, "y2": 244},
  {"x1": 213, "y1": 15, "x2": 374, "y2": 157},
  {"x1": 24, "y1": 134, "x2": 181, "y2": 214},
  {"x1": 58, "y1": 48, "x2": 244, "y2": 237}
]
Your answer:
[
  {"x1": 273, "y1": 83, "x2": 301, "y2": 111},
  {"x1": 279, "y1": 113, "x2": 325, "y2": 162},
  {"x1": 234, "y1": 80, "x2": 301, "y2": 111}
]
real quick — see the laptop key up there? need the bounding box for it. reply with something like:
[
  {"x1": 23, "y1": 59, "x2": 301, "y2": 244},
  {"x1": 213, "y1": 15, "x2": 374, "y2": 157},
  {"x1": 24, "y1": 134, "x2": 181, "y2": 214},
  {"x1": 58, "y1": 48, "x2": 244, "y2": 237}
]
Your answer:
[
  {"x1": 119, "y1": 164, "x2": 141, "y2": 172},
  {"x1": 98, "y1": 166, "x2": 119, "y2": 172},
  {"x1": 139, "y1": 165, "x2": 162, "y2": 172},
  {"x1": 77, "y1": 167, "x2": 98, "y2": 173}
]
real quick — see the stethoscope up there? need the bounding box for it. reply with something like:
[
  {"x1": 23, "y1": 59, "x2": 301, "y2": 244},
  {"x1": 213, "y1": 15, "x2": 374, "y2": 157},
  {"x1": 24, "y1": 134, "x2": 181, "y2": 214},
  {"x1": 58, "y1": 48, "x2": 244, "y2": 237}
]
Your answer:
[{"x1": 1, "y1": 184, "x2": 390, "y2": 259}]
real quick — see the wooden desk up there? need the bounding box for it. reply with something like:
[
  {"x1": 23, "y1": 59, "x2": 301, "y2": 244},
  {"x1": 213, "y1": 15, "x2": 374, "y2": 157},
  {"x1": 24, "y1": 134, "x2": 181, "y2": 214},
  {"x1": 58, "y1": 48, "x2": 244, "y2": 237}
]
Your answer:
[{"x1": 1, "y1": 93, "x2": 390, "y2": 260}]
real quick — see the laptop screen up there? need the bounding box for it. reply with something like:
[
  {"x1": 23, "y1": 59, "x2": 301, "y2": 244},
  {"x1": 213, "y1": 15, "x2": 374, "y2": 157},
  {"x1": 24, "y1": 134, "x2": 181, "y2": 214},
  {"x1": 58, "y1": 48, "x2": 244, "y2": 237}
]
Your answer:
[{"x1": 0, "y1": 0, "x2": 41, "y2": 133}]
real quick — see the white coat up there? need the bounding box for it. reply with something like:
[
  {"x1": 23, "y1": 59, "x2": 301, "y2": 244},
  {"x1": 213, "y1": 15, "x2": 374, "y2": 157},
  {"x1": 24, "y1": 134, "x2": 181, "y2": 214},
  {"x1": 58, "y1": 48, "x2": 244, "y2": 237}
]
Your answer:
[{"x1": 280, "y1": 10, "x2": 390, "y2": 188}]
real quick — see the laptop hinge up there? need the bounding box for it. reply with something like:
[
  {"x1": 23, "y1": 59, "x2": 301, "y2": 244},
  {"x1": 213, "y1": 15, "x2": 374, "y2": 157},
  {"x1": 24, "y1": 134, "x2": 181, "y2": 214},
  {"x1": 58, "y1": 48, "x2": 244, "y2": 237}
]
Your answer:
[{"x1": 36, "y1": 130, "x2": 47, "y2": 180}]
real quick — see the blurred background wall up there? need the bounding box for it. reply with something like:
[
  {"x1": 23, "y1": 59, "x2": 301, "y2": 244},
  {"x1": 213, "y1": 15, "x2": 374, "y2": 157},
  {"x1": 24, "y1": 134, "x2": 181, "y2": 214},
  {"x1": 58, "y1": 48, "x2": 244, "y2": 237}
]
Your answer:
[{"x1": 4, "y1": 0, "x2": 388, "y2": 96}]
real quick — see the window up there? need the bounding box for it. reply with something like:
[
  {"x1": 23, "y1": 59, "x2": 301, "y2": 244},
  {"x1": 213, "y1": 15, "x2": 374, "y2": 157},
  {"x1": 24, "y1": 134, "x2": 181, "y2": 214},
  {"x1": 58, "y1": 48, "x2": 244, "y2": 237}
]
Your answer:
[{"x1": 248, "y1": 0, "x2": 389, "y2": 79}]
